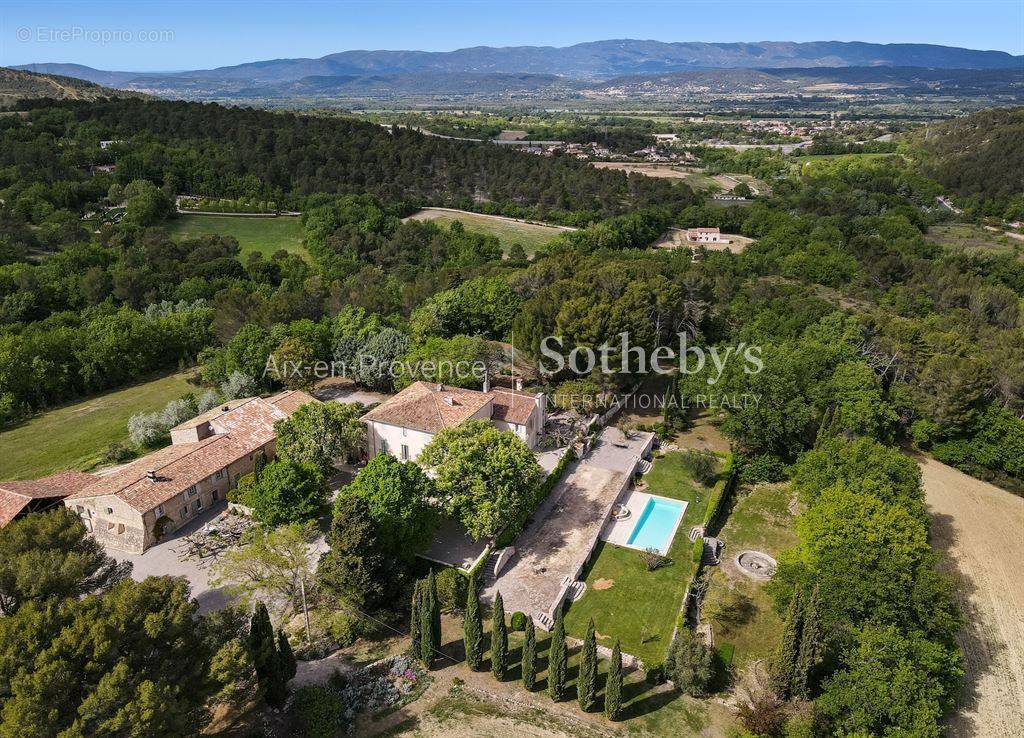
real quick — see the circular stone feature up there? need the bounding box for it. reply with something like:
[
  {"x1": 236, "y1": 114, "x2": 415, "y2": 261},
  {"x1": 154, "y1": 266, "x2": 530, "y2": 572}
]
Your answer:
[{"x1": 735, "y1": 551, "x2": 778, "y2": 580}]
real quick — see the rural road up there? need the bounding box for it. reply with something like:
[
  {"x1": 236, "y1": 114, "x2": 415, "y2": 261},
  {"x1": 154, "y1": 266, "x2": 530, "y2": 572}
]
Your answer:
[{"x1": 919, "y1": 456, "x2": 1024, "y2": 737}]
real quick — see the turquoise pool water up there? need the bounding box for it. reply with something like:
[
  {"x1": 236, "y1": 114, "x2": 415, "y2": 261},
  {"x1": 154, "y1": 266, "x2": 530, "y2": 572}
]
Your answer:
[{"x1": 626, "y1": 496, "x2": 685, "y2": 554}]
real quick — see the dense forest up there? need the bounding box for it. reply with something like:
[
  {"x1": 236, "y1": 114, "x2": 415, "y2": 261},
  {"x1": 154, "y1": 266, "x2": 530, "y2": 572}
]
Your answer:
[
  {"x1": 14, "y1": 98, "x2": 694, "y2": 224},
  {"x1": 0, "y1": 96, "x2": 1022, "y2": 736},
  {"x1": 912, "y1": 106, "x2": 1024, "y2": 219}
]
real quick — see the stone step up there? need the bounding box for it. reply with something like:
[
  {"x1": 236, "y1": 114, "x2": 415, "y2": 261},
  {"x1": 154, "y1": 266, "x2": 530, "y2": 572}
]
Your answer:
[
  {"x1": 566, "y1": 580, "x2": 587, "y2": 602},
  {"x1": 534, "y1": 613, "x2": 554, "y2": 632}
]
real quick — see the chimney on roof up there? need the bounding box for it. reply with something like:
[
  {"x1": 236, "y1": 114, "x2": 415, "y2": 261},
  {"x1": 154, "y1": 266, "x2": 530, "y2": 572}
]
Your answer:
[
  {"x1": 436, "y1": 384, "x2": 444, "y2": 392},
  {"x1": 515, "y1": 378, "x2": 523, "y2": 391},
  {"x1": 221, "y1": 405, "x2": 230, "y2": 411},
  {"x1": 146, "y1": 469, "x2": 157, "y2": 481},
  {"x1": 443, "y1": 396, "x2": 455, "y2": 406},
  {"x1": 482, "y1": 374, "x2": 490, "y2": 393}
]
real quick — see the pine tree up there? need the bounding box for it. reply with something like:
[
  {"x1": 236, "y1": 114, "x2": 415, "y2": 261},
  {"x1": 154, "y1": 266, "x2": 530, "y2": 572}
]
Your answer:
[
  {"x1": 410, "y1": 579, "x2": 422, "y2": 661},
  {"x1": 577, "y1": 618, "x2": 598, "y2": 711},
  {"x1": 463, "y1": 570, "x2": 484, "y2": 670},
  {"x1": 491, "y1": 591, "x2": 508, "y2": 680},
  {"x1": 521, "y1": 617, "x2": 537, "y2": 690},
  {"x1": 770, "y1": 586, "x2": 804, "y2": 699},
  {"x1": 547, "y1": 608, "x2": 568, "y2": 701},
  {"x1": 793, "y1": 584, "x2": 822, "y2": 698},
  {"x1": 277, "y1": 629, "x2": 297, "y2": 681},
  {"x1": 604, "y1": 640, "x2": 623, "y2": 721}
]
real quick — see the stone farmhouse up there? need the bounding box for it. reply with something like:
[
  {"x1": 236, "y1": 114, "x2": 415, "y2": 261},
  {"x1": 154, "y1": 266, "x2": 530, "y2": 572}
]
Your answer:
[
  {"x1": 0, "y1": 471, "x2": 98, "y2": 529},
  {"x1": 64, "y1": 390, "x2": 316, "y2": 553},
  {"x1": 361, "y1": 380, "x2": 545, "y2": 461},
  {"x1": 686, "y1": 227, "x2": 731, "y2": 244}
]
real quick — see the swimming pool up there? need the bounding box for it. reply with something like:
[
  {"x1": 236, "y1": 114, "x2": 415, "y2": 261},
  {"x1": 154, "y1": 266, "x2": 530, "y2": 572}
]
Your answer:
[{"x1": 626, "y1": 496, "x2": 685, "y2": 554}]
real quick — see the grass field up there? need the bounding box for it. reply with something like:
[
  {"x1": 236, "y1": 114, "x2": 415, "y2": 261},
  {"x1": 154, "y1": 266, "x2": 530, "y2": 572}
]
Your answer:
[
  {"x1": 925, "y1": 222, "x2": 1023, "y2": 259},
  {"x1": 793, "y1": 152, "x2": 898, "y2": 174},
  {"x1": 404, "y1": 208, "x2": 571, "y2": 255},
  {"x1": 0, "y1": 372, "x2": 196, "y2": 480},
  {"x1": 168, "y1": 213, "x2": 307, "y2": 260},
  {"x1": 564, "y1": 452, "x2": 716, "y2": 664},
  {"x1": 699, "y1": 483, "x2": 798, "y2": 671}
]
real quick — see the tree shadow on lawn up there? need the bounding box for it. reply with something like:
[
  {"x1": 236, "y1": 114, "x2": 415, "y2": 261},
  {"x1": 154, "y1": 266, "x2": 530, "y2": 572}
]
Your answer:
[{"x1": 620, "y1": 677, "x2": 680, "y2": 719}]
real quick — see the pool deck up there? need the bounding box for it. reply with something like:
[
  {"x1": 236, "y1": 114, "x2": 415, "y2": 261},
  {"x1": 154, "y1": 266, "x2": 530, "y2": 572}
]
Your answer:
[
  {"x1": 483, "y1": 427, "x2": 655, "y2": 626},
  {"x1": 600, "y1": 490, "x2": 687, "y2": 554}
]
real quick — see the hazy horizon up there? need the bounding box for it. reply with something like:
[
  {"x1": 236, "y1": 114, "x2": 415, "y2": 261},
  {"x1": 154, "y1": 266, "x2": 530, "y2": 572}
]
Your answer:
[{"x1": 2, "y1": 0, "x2": 1021, "y2": 71}]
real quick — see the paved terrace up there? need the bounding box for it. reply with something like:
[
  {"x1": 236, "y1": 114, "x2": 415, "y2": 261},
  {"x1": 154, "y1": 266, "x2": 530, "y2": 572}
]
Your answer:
[{"x1": 484, "y1": 427, "x2": 654, "y2": 626}]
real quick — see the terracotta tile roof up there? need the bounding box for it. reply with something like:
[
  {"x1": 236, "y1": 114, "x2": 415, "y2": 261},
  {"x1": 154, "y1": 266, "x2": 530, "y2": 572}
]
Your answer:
[
  {"x1": 490, "y1": 387, "x2": 539, "y2": 426},
  {"x1": 268, "y1": 389, "x2": 317, "y2": 415},
  {"x1": 169, "y1": 398, "x2": 251, "y2": 432},
  {"x1": 0, "y1": 471, "x2": 97, "y2": 527},
  {"x1": 360, "y1": 382, "x2": 495, "y2": 434},
  {"x1": 67, "y1": 393, "x2": 318, "y2": 514},
  {"x1": 66, "y1": 434, "x2": 258, "y2": 513}
]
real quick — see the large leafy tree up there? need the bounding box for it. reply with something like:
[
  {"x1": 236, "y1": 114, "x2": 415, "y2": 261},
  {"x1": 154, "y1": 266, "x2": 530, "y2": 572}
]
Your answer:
[
  {"x1": 317, "y1": 494, "x2": 401, "y2": 614},
  {"x1": 418, "y1": 420, "x2": 543, "y2": 540},
  {"x1": 275, "y1": 400, "x2": 364, "y2": 473},
  {"x1": 817, "y1": 625, "x2": 963, "y2": 738},
  {"x1": 791, "y1": 437, "x2": 925, "y2": 518},
  {"x1": 772, "y1": 485, "x2": 949, "y2": 640},
  {"x1": 239, "y1": 460, "x2": 326, "y2": 526},
  {"x1": 212, "y1": 523, "x2": 317, "y2": 618},
  {"x1": 0, "y1": 508, "x2": 131, "y2": 616},
  {"x1": 0, "y1": 577, "x2": 214, "y2": 737},
  {"x1": 393, "y1": 335, "x2": 497, "y2": 390},
  {"x1": 344, "y1": 453, "x2": 437, "y2": 565}
]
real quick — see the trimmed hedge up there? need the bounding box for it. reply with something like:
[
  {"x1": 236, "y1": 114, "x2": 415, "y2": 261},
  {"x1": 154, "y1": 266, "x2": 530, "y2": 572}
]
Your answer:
[
  {"x1": 495, "y1": 446, "x2": 576, "y2": 548},
  {"x1": 700, "y1": 453, "x2": 737, "y2": 532}
]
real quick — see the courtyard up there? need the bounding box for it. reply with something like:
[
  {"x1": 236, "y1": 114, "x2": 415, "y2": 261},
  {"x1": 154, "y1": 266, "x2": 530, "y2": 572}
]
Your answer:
[{"x1": 483, "y1": 427, "x2": 654, "y2": 624}]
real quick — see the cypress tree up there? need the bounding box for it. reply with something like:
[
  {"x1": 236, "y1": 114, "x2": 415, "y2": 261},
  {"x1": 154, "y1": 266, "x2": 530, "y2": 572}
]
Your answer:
[
  {"x1": 547, "y1": 608, "x2": 568, "y2": 701},
  {"x1": 490, "y1": 591, "x2": 508, "y2": 680},
  {"x1": 277, "y1": 629, "x2": 297, "y2": 681},
  {"x1": 463, "y1": 570, "x2": 484, "y2": 671},
  {"x1": 419, "y1": 570, "x2": 441, "y2": 666},
  {"x1": 793, "y1": 584, "x2": 822, "y2": 698},
  {"x1": 577, "y1": 618, "x2": 598, "y2": 711},
  {"x1": 410, "y1": 579, "x2": 422, "y2": 661},
  {"x1": 604, "y1": 640, "x2": 623, "y2": 721},
  {"x1": 521, "y1": 617, "x2": 537, "y2": 690},
  {"x1": 428, "y1": 570, "x2": 442, "y2": 657},
  {"x1": 663, "y1": 372, "x2": 678, "y2": 425},
  {"x1": 770, "y1": 586, "x2": 804, "y2": 699},
  {"x1": 248, "y1": 602, "x2": 277, "y2": 702}
]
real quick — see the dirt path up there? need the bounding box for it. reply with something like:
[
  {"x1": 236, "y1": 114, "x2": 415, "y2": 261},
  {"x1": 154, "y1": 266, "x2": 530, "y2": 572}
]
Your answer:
[{"x1": 919, "y1": 456, "x2": 1024, "y2": 737}]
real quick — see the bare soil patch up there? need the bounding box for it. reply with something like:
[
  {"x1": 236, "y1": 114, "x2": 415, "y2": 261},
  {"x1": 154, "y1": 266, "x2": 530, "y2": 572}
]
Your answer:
[
  {"x1": 591, "y1": 161, "x2": 699, "y2": 179},
  {"x1": 593, "y1": 578, "x2": 615, "y2": 591},
  {"x1": 918, "y1": 455, "x2": 1024, "y2": 737}
]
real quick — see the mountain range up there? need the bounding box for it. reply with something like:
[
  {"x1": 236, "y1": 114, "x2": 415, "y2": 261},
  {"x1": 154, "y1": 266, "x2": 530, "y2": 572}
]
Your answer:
[
  {"x1": 10, "y1": 40, "x2": 1021, "y2": 105},
  {"x1": 16, "y1": 39, "x2": 1021, "y2": 86}
]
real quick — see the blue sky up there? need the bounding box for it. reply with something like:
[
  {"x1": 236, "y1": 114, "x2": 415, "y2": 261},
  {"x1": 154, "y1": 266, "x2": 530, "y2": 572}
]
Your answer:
[{"x1": 1, "y1": 0, "x2": 1020, "y2": 70}]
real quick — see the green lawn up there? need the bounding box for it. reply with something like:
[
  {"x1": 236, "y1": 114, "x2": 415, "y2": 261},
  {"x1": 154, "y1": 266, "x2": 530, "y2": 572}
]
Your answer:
[
  {"x1": 0, "y1": 372, "x2": 196, "y2": 480},
  {"x1": 167, "y1": 213, "x2": 307, "y2": 260},
  {"x1": 699, "y1": 483, "x2": 798, "y2": 671},
  {"x1": 564, "y1": 452, "x2": 718, "y2": 665},
  {"x1": 405, "y1": 209, "x2": 568, "y2": 255}
]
